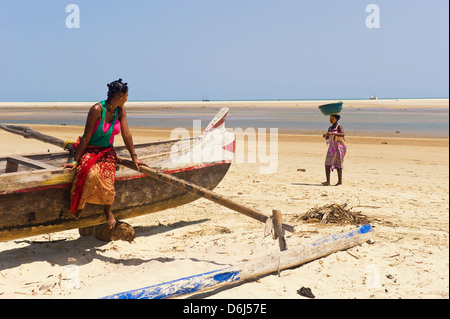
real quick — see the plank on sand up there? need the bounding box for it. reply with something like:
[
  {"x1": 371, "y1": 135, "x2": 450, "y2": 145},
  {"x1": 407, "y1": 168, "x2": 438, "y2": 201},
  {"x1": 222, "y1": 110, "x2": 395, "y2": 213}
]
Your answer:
[{"x1": 102, "y1": 225, "x2": 373, "y2": 299}]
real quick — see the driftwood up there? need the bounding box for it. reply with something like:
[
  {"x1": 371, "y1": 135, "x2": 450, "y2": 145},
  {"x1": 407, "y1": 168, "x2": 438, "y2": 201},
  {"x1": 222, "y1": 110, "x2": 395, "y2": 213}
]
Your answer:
[
  {"x1": 298, "y1": 203, "x2": 370, "y2": 225},
  {"x1": 102, "y1": 225, "x2": 373, "y2": 299}
]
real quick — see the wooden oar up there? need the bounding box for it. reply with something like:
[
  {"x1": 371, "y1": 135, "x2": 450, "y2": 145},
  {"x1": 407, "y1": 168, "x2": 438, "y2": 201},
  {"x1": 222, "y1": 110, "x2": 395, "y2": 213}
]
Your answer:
[
  {"x1": 0, "y1": 124, "x2": 75, "y2": 156},
  {"x1": 0, "y1": 124, "x2": 295, "y2": 233},
  {"x1": 118, "y1": 158, "x2": 294, "y2": 233}
]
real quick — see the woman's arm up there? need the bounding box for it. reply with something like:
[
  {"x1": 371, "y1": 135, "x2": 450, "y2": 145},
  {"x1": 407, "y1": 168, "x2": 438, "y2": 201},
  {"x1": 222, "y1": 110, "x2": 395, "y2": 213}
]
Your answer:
[
  {"x1": 63, "y1": 103, "x2": 101, "y2": 170},
  {"x1": 76, "y1": 104, "x2": 102, "y2": 161},
  {"x1": 336, "y1": 124, "x2": 345, "y2": 137},
  {"x1": 120, "y1": 107, "x2": 148, "y2": 170},
  {"x1": 120, "y1": 107, "x2": 137, "y2": 158},
  {"x1": 323, "y1": 126, "x2": 332, "y2": 139}
]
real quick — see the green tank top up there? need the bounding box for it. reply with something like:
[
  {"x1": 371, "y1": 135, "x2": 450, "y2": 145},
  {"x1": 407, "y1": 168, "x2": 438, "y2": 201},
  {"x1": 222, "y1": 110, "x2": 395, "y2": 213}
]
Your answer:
[{"x1": 87, "y1": 100, "x2": 118, "y2": 147}]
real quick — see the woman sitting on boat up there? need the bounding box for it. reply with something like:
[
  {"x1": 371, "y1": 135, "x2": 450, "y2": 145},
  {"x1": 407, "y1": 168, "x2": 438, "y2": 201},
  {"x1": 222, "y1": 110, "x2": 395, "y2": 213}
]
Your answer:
[
  {"x1": 63, "y1": 79, "x2": 146, "y2": 229},
  {"x1": 322, "y1": 114, "x2": 347, "y2": 186}
]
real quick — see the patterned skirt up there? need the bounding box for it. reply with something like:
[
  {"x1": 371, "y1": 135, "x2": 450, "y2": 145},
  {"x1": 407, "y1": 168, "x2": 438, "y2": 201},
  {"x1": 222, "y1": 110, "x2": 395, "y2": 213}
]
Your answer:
[
  {"x1": 70, "y1": 147, "x2": 118, "y2": 214},
  {"x1": 325, "y1": 139, "x2": 347, "y2": 171}
]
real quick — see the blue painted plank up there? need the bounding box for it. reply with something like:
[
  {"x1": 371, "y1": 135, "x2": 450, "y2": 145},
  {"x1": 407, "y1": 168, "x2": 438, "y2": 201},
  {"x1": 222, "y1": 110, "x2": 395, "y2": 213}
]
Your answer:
[
  {"x1": 102, "y1": 225, "x2": 372, "y2": 299},
  {"x1": 102, "y1": 267, "x2": 240, "y2": 299}
]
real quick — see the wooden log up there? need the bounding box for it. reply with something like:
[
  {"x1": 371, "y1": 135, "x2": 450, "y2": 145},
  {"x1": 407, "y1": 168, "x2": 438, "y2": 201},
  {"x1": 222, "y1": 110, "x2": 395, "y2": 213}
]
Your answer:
[
  {"x1": 118, "y1": 158, "x2": 295, "y2": 233},
  {"x1": 272, "y1": 209, "x2": 288, "y2": 251},
  {"x1": 102, "y1": 225, "x2": 373, "y2": 299},
  {"x1": 79, "y1": 221, "x2": 135, "y2": 243}
]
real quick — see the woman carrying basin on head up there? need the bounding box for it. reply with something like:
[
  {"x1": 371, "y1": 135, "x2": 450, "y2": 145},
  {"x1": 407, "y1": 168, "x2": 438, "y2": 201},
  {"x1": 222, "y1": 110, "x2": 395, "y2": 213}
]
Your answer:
[{"x1": 322, "y1": 114, "x2": 347, "y2": 186}]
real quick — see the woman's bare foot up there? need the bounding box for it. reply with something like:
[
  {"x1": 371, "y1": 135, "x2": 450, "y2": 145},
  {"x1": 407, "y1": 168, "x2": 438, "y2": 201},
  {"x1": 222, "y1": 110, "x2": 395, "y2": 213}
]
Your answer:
[
  {"x1": 335, "y1": 182, "x2": 342, "y2": 186},
  {"x1": 103, "y1": 205, "x2": 116, "y2": 229},
  {"x1": 74, "y1": 210, "x2": 83, "y2": 220},
  {"x1": 105, "y1": 211, "x2": 116, "y2": 229},
  {"x1": 322, "y1": 181, "x2": 330, "y2": 186}
]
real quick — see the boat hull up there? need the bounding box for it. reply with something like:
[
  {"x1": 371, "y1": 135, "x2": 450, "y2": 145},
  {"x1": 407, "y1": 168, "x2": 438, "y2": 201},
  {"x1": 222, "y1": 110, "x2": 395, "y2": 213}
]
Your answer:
[{"x1": 0, "y1": 162, "x2": 230, "y2": 242}]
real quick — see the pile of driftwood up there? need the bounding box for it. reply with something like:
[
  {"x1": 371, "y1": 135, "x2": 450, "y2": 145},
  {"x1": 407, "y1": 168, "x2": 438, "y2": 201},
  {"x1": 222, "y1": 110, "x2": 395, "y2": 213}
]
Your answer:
[{"x1": 298, "y1": 203, "x2": 369, "y2": 225}]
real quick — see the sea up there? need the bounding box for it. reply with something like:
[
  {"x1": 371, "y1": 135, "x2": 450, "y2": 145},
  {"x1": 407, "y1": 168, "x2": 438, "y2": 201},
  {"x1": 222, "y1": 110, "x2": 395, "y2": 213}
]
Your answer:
[{"x1": 1, "y1": 102, "x2": 448, "y2": 138}]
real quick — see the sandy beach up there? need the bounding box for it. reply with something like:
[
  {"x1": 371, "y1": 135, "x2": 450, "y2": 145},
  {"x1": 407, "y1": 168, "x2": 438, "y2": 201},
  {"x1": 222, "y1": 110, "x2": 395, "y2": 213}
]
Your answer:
[{"x1": 0, "y1": 102, "x2": 448, "y2": 299}]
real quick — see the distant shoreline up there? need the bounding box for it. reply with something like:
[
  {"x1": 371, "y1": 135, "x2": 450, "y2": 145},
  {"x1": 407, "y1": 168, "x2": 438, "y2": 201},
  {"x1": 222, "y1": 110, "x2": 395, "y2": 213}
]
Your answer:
[
  {"x1": 2, "y1": 99, "x2": 448, "y2": 139},
  {"x1": 0, "y1": 98, "x2": 448, "y2": 109},
  {"x1": 2, "y1": 123, "x2": 448, "y2": 143}
]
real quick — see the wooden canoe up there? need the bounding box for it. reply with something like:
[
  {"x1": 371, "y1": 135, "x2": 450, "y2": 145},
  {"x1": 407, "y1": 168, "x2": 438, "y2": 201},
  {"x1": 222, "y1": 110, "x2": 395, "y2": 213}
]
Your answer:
[{"x1": 0, "y1": 108, "x2": 235, "y2": 242}]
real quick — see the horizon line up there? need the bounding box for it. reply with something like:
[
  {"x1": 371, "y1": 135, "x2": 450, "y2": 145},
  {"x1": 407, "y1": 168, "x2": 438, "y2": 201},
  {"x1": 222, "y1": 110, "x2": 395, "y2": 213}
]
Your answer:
[{"x1": 0, "y1": 97, "x2": 448, "y2": 103}]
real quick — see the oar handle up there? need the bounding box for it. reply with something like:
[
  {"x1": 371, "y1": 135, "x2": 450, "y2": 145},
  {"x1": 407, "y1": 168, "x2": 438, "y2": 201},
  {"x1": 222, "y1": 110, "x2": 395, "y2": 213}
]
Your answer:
[{"x1": 0, "y1": 124, "x2": 75, "y2": 155}]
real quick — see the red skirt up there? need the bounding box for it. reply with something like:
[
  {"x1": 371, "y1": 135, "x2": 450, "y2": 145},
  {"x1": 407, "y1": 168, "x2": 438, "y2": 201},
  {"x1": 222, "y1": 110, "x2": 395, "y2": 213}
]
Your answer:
[{"x1": 70, "y1": 146, "x2": 118, "y2": 214}]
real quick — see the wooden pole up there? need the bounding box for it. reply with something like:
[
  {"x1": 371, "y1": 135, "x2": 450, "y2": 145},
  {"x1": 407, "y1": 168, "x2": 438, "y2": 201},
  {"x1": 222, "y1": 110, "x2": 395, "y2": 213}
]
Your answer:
[
  {"x1": 272, "y1": 209, "x2": 288, "y2": 251},
  {"x1": 0, "y1": 124, "x2": 75, "y2": 155},
  {"x1": 102, "y1": 225, "x2": 373, "y2": 299},
  {"x1": 119, "y1": 158, "x2": 295, "y2": 233}
]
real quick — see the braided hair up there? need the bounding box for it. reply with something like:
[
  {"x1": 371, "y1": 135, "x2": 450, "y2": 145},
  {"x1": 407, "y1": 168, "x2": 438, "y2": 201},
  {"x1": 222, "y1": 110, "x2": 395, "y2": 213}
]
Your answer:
[
  {"x1": 107, "y1": 78, "x2": 128, "y2": 100},
  {"x1": 106, "y1": 78, "x2": 128, "y2": 119}
]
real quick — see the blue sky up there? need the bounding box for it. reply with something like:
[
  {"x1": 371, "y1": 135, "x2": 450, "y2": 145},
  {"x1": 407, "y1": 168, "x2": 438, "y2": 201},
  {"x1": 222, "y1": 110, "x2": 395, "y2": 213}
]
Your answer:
[{"x1": 0, "y1": 0, "x2": 448, "y2": 101}]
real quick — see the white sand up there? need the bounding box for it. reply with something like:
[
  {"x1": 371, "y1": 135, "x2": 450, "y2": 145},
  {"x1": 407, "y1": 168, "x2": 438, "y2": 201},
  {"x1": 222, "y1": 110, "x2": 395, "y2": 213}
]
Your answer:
[{"x1": 0, "y1": 113, "x2": 448, "y2": 299}]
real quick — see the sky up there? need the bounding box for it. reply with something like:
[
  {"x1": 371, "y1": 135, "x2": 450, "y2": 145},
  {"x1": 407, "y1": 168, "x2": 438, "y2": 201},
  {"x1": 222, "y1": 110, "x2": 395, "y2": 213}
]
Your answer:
[{"x1": 0, "y1": 0, "x2": 448, "y2": 101}]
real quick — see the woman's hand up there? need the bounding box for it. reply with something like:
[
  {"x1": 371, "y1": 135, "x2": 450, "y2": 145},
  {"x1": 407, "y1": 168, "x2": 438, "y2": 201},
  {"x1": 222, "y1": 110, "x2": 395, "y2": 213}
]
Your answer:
[
  {"x1": 63, "y1": 162, "x2": 78, "y2": 171},
  {"x1": 131, "y1": 155, "x2": 148, "y2": 171}
]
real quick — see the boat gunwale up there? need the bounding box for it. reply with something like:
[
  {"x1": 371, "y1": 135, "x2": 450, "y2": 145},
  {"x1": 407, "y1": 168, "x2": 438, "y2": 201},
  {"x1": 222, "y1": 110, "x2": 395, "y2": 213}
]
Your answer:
[
  {"x1": 0, "y1": 136, "x2": 201, "y2": 178},
  {"x1": 0, "y1": 160, "x2": 232, "y2": 196}
]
